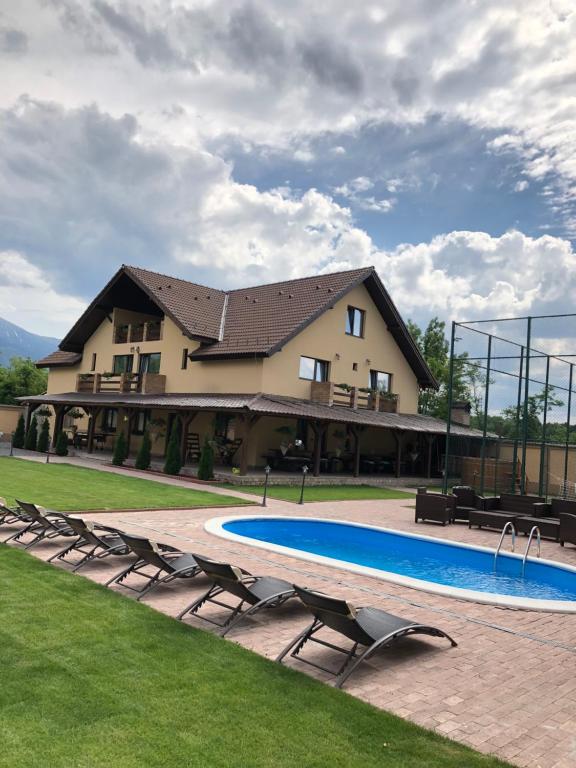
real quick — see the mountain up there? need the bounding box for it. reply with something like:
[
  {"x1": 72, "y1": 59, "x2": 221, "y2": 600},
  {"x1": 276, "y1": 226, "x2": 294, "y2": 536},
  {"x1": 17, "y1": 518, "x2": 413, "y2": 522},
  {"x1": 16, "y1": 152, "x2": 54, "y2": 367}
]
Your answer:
[{"x1": 0, "y1": 317, "x2": 60, "y2": 366}]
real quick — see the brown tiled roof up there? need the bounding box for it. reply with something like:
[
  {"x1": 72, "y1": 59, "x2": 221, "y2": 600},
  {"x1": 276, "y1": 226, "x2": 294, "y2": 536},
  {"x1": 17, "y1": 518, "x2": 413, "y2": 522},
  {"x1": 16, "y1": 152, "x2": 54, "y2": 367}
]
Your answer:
[
  {"x1": 189, "y1": 267, "x2": 373, "y2": 359},
  {"x1": 124, "y1": 266, "x2": 226, "y2": 342},
  {"x1": 18, "y1": 391, "x2": 488, "y2": 438},
  {"x1": 53, "y1": 264, "x2": 436, "y2": 387},
  {"x1": 36, "y1": 350, "x2": 82, "y2": 368}
]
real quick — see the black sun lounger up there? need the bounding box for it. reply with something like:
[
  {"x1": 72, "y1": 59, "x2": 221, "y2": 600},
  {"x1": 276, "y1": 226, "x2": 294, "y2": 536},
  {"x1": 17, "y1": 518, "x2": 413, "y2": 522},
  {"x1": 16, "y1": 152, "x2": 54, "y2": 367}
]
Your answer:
[
  {"x1": 106, "y1": 532, "x2": 201, "y2": 600},
  {"x1": 47, "y1": 516, "x2": 130, "y2": 571},
  {"x1": 4, "y1": 499, "x2": 75, "y2": 549},
  {"x1": 177, "y1": 553, "x2": 297, "y2": 636},
  {"x1": 277, "y1": 586, "x2": 457, "y2": 688}
]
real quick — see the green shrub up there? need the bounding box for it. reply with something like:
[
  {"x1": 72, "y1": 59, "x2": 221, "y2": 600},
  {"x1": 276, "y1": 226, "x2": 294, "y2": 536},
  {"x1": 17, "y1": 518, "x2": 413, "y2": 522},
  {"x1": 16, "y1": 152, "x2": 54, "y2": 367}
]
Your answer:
[
  {"x1": 55, "y1": 431, "x2": 69, "y2": 456},
  {"x1": 37, "y1": 419, "x2": 50, "y2": 453},
  {"x1": 135, "y1": 430, "x2": 152, "y2": 471},
  {"x1": 198, "y1": 436, "x2": 214, "y2": 481},
  {"x1": 12, "y1": 414, "x2": 25, "y2": 449},
  {"x1": 25, "y1": 416, "x2": 38, "y2": 451},
  {"x1": 112, "y1": 431, "x2": 128, "y2": 466},
  {"x1": 163, "y1": 421, "x2": 181, "y2": 475}
]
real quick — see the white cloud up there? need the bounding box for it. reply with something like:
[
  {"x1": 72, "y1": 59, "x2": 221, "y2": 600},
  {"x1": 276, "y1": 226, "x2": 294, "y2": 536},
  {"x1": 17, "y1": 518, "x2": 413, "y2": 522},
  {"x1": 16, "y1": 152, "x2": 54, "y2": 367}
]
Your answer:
[
  {"x1": 513, "y1": 180, "x2": 529, "y2": 192},
  {"x1": 0, "y1": 251, "x2": 86, "y2": 336}
]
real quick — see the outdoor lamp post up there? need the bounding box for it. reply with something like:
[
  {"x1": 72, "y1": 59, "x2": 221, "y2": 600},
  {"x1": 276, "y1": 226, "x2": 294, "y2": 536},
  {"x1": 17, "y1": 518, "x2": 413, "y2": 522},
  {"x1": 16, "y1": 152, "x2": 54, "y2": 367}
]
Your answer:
[
  {"x1": 262, "y1": 465, "x2": 271, "y2": 507},
  {"x1": 299, "y1": 464, "x2": 309, "y2": 505}
]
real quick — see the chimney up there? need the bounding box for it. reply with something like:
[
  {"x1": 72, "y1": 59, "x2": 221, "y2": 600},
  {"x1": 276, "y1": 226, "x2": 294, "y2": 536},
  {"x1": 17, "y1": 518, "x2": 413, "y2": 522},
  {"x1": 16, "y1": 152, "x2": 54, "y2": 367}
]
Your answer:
[{"x1": 451, "y1": 401, "x2": 471, "y2": 426}]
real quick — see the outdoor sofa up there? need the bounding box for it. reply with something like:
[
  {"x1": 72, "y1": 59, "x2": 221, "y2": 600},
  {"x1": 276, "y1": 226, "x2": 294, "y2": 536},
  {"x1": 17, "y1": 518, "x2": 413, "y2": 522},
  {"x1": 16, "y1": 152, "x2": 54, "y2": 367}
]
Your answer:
[
  {"x1": 414, "y1": 492, "x2": 455, "y2": 525},
  {"x1": 468, "y1": 494, "x2": 545, "y2": 532}
]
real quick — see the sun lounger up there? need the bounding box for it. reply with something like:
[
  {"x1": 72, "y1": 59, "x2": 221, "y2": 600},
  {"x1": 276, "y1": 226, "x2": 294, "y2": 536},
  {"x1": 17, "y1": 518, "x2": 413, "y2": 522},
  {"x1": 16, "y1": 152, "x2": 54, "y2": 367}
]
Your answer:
[
  {"x1": 47, "y1": 516, "x2": 131, "y2": 571},
  {"x1": 177, "y1": 553, "x2": 297, "y2": 636},
  {"x1": 4, "y1": 499, "x2": 75, "y2": 549},
  {"x1": 277, "y1": 585, "x2": 457, "y2": 688},
  {"x1": 106, "y1": 532, "x2": 201, "y2": 600}
]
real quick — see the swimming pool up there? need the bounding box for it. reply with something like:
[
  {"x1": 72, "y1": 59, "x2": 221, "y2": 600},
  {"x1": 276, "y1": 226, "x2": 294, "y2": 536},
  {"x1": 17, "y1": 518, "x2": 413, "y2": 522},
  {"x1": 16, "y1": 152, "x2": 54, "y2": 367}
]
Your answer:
[{"x1": 206, "y1": 516, "x2": 576, "y2": 613}]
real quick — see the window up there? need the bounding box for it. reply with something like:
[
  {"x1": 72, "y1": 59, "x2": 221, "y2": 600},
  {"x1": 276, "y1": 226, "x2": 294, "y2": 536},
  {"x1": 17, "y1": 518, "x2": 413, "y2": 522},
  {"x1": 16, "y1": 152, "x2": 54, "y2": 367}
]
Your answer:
[
  {"x1": 299, "y1": 355, "x2": 329, "y2": 382},
  {"x1": 91, "y1": 352, "x2": 97, "y2": 372},
  {"x1": 112, "y1": 354, "x2": 133, "y2": 374},
  {"x1": 352, "y1": 362, "x2": 358, "y2": 371},
  {"x1": 369, "y1": 369, "x2": 391, "y2": 393},
  {"x1": 132, "y1": 409, "x2": 150, "y2": 436},
  {"x1": 138, "y1": 353, "x2": 161, "y2": 374},
  {"x1": 102, "y1": 408, "x2": 118, "y2": 432},
  {"x1": 181, "y1": 348, "x2": 189, "y2": 370},
  {"x1": 346, "y1": 306, "x2": 365, "y2": 337}
]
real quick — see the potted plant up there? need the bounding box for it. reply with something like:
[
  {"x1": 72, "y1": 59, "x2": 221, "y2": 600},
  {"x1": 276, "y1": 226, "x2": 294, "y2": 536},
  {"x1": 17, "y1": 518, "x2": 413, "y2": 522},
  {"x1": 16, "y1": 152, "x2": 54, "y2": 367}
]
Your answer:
[
  {"x1": 275, "y1": 425, "x2": 296, "y2": 456},
  {"x1": 332, "y1": 428, "x2": 346, "y2": 457},
  {"x1": 379, "y1": 392, "x2": 398, "y2": 413},
  {"x1": 67, "y1": 408, "x2": 84, "y2": 419},
  {"x1": 35, "y1": 405, "x2": 52, "y2": 417}
]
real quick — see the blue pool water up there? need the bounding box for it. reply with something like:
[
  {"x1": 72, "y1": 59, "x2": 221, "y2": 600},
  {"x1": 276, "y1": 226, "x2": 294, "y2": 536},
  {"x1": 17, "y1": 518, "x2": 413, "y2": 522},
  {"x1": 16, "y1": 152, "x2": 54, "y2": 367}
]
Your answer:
[{"x1": 222, "y1": 518, "x2": 576, "y2": 603}]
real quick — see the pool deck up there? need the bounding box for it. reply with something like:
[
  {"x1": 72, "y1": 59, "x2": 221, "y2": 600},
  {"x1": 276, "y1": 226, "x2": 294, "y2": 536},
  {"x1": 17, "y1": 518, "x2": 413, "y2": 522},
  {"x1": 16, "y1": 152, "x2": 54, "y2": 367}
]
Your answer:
[{"x1": 4, "y1": 474, "x2": 576, "y2": 768}]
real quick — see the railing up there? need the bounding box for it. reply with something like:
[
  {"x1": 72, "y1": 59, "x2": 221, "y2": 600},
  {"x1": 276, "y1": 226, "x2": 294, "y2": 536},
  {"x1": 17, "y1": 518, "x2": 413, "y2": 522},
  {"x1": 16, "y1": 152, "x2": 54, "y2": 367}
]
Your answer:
[
  {"x1": 493, "y1": 521, "x2": 516, "y2": 572},
  {"x1": 76, "y1": 372, "x2": 166, "y2": 394},
  {"x1": 521, "y1": 526, "x2": 541, "y2": 577},
  {"x1": 113, "y1": 320, "x2": 163, "y2": 344},
  {"x1": 310, "y1": 381, "x2": 398, "y2": 412}
]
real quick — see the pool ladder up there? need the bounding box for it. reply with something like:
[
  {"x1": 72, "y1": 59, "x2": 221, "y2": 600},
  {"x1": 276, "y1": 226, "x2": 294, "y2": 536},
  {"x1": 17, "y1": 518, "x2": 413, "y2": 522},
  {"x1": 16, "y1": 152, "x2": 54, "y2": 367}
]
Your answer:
[
  {"x1": 521, "y1": 526, "x2": 541, "y2": 577},
  {"x1": 493, "y1": 522, "x2": 516, "y2": 572}
]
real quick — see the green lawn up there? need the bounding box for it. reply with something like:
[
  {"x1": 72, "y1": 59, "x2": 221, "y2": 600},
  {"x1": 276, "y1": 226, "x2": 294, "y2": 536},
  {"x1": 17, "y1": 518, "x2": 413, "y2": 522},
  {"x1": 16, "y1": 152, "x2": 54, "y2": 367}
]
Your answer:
[
  {"x1": 0, "y1": 457, "x2": 250, "y2": 512},
  {"x1": 0, "y1": 547, "x2": 509, "y2": 768},
  {"x1": 222, "y1": 483, "x2": 415, "y2": 503}
]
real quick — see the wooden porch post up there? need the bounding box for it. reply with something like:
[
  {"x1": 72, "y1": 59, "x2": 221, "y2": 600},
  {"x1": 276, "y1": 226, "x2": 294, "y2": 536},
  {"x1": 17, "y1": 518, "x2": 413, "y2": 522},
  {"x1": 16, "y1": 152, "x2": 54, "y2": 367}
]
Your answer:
[
  {"x1": 238, "y1": 414, "x2": 260, "y2": 475},
  {"x1": 349, "y1": 425, "x2": 363, "y2": 477},
  {"x1": 310, "y1": 421, "x2": 328, "y2": 477},
  {"x1": 179, "y1": 411, "x2": 198, "y2": 465},
  {"x1": 426, "y1": 435, "x2": 435, "y2": 479},
  {"x1": 86, "y1": 407, "x2": 102, "y2": 453},
  {"x1": 51, "y1": 405, "x2": 65, "y2": 448},
  {"x1": 393, "y1": 430, "x2": 405, "y2": 478}
]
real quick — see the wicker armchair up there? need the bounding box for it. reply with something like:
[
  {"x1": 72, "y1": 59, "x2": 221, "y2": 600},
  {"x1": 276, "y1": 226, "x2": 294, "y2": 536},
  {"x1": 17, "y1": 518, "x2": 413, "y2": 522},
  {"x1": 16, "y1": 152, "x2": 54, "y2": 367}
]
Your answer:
[
  {"x1": 415, "y1": 493, "x2": 455, "y2": 526},
  {"x1": 560, "y1": 513, "x2": 576, "y2": 548}
]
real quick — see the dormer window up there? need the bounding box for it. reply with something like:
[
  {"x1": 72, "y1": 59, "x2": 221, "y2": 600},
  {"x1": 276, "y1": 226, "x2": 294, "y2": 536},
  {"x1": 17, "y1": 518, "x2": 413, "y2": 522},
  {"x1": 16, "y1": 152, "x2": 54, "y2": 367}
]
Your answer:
[{"x1": 346, "y1": 306, "x2": 365, "y2": 337}]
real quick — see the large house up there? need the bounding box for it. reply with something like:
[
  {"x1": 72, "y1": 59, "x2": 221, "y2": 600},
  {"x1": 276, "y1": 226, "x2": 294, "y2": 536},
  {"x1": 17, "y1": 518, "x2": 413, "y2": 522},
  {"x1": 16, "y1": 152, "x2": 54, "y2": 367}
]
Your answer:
[{"x1": 23, "y1": 264, "x2": 481, "y2": 479}]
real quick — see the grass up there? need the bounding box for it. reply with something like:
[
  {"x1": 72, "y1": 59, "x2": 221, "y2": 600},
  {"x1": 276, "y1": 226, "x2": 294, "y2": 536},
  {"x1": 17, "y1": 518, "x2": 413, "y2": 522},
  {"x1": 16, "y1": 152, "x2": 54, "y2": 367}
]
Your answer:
[
  {"x1": 0, "y1": 547, "x2": 510, "y2": 768},
  {"x1": 0, "y1": 457, "x2": 251, "y2": 512},
  {"x1": 221, "y1": 483, "x2": 416, "y2": 503}
]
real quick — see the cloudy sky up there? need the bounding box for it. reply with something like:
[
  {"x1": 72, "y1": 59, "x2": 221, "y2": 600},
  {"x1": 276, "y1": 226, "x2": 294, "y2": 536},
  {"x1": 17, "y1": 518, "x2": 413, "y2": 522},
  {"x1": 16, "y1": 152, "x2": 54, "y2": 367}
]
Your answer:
[{"x1": 1, "y1": 0, "x2": 576, "y2": 363}]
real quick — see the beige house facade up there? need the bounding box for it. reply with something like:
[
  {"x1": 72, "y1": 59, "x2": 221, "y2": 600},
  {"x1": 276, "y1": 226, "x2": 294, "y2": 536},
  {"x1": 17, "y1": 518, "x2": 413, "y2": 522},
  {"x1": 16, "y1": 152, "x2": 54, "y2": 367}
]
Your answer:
[{"x1": 23, "y1": 264, "x2": 483, "y2": 479}]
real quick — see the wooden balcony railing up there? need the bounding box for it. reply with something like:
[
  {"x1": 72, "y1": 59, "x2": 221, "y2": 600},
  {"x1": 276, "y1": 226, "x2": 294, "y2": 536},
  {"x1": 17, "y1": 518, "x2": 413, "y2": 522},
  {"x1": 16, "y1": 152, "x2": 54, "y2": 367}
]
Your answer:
[
  {"x1": 113, "y1": 320, "x2": 163, "y2": 344},
  {"x1": 310, "y1": 381, "x2": 398, "y2": 413},
  {"x1": 76, "y1": 372, "x2": 166, "y2": 394}
]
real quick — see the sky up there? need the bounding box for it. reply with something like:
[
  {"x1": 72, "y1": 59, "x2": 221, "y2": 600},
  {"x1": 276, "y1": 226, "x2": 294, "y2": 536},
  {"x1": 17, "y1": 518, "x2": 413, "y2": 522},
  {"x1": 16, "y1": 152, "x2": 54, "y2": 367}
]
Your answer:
[{"x1": 1, "y1": 0, "x2": 576, "y2": 369}]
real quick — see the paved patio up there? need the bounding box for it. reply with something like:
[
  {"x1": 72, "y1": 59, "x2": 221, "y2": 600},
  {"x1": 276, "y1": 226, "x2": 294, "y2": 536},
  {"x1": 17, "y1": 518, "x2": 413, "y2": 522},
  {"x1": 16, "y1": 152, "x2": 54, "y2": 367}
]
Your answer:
[{"x1": 3, "y1": 474, "x2": 576, "y2": 768}]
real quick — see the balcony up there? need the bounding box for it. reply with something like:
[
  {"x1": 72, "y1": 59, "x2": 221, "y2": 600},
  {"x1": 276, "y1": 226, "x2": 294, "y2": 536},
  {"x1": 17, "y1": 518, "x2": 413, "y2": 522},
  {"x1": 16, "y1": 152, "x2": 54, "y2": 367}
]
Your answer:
[
  {"x1": 113, "y1": 320, "x2": 163, "y2": 344},
  {"x1": 76, "y1": 372, "x2": 166, "y2": 395},
  {"x1": 310, "y1": 381, "x2": 398, "y2": 413}
]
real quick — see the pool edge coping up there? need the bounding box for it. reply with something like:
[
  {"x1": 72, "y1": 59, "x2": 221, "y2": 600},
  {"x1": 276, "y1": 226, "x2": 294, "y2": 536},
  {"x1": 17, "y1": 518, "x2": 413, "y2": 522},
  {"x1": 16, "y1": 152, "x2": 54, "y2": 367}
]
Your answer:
[{"x1": 205, "y1": 514, "x2": 576, "y2": 614}]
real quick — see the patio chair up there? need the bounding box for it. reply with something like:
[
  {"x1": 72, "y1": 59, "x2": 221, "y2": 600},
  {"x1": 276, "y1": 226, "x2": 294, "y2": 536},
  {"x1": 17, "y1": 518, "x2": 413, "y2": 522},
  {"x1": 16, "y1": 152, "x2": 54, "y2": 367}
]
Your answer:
[
  {"x1": 277, "y1": 586, "x2": 457, "y2": 688},
  {"x1": 47, "y1": 516, "x2": 131, "y2": 571},
  {"x1": 177, "y1": 553, "x2": 297, "y2": 636},
  {"x1": 560, "y1": 513, "x2": 576, "y2": 548},
  {"x1": 4, "y1": 499, "x2": 75, "y2": 549},
  {"x1": 0, "y1": 497, "x2": 26, "y2": 526},
  {"x1": 451, "y1": 486, "x2": 483, "y2": 522},
  {"x1": 414, "y1": 492, "x2": 455, "y2": 525},
  {"x1": 105, "y1": 532, "x2": 201, "y2": 600}
]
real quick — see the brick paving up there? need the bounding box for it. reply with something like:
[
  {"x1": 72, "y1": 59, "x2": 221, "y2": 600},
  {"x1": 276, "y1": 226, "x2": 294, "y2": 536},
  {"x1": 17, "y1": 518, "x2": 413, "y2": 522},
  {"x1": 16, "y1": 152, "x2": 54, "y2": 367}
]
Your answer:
[{"x1": 3, "y1": 483, "x2": 576, "y2": 768}]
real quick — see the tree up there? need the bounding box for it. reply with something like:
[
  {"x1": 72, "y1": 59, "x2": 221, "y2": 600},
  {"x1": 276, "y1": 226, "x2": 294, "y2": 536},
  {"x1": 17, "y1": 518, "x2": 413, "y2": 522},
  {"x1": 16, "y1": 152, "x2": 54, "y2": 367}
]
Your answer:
[
  {"x1": 0, "y1": 357, "x2": 48, "y2": 405},
  {"x1": 37, "y1": 419, "x2": 50, "y2": 453},
  {"x1": 197, "y1": 436, "x2": 214, "y2": 481},
  {"x1": 55, "y1": 430, "x2": 69, "y2": 456},
  {"x1": 163, "y1": 421, "x2": 181, "y2": 475},
  {"x1": 135, "y1": 430, "x2": 152, "y2": 471},
  {"x1": 500, "y1": 387, "x2": 564, "y2": 440},
  {"x1": 112, "y1": 431, "x2": 128, "y2": 466},
  {"x1": 25, "y1": 415, "x2": 38, "y2": 451},
  {"x1": 407, "y1": 317, "x2": 472, "y2": 418},
  {"x1": 12, "y1": 414, "x2": 25, "y2": 448}
]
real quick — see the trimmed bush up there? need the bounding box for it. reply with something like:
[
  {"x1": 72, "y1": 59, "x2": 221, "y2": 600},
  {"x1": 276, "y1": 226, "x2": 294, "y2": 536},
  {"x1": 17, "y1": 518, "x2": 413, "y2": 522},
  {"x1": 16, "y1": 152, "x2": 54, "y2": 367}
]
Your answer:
[
  {"x1": 197, "y1": 436, "x2": 214, "y2": 481},
  {"x1": 112, "y1": 431, "x2": 128, "y2": 466},
  {"x1": 135, "y1": 430, "x2": 152, "y2": 471},
  {"x1": 55, "y1": 431, "x2": 69, "y2": 456},
  {"x1": 12, "y1": 414, "x2": 25, "y2": 449},
  {"x1": 25, "y1": 416, "x2": 38, "y2": 451},
  {"x1": 37, "y1": 419, "x2": 50, "y2": 453},
  {"x1": 163, "y1": 421, "x2": 181, "y2": 476}
]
